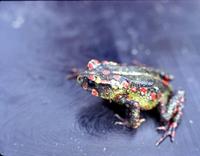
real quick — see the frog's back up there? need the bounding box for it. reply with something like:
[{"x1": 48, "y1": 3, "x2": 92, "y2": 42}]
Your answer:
[
  {"x1": 126, "y1": 74, "x2": 171, "y2": 110},
  {"x1": 106, "y1": 64, "x2": 172, "y2": 81},
  {"x1": 102, "y1": 64, "x2": 172, "y2": 110},
  {"x1": 93, "y1": 62, "x2": 172, "y2": 110}
]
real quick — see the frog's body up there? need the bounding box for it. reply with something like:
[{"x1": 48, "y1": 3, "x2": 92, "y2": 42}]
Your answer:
[
  {"x1": 86, "y1": 64, "x2": 172, "y2": 110},
  {"x1": 76, "y1": 59, "x2": 185, "y2": 146}
]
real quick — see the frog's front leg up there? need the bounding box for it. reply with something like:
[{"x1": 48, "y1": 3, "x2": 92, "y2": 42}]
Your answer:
[
  {"x1": 156, "y1": 90, "x2": 185, "y2": 146},
  {"x1": 114, "y1": 96, "x2": 145, "y2": 129}
]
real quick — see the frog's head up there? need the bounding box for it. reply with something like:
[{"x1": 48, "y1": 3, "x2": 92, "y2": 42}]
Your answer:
[{"x1": 77, "y1": 59, "x2": 119, "y2": 100}]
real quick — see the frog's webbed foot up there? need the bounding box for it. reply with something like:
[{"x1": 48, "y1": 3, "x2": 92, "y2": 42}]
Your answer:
[
  {"x1": 114, "y1": 114, "x2": 145, "y2": 129},
  {"x1": 156, "y1": 122, "x2": 177, "y2": 146},
  {"x1": 114, "y1": 114, "x2": 128, "y2": 125},
  {"x1": 67, "y1": 68, "x2": 80, "y2": 80},
  {"x1": 114, "y1": 114, "x2": 130, "y2": 127}
]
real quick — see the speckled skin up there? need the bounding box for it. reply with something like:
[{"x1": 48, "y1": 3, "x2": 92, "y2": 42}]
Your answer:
[{"x1": 76, "y1": 59, "x2": 185, "y2": 146}]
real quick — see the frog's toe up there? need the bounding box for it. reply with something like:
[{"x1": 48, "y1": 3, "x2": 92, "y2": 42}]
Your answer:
[
  {"x1": 114, "y1": 114, "x2": 129, "y2": 126},
  {"x1": 114, "y1": 114, "x2": 125, "y2": 122},
  {"x1": 114, "y1": 121, "x2": 129, "y2": 126},
  {"x1": 156, "y1": 122, "x2": 177, "y2": 146},
  {"x1": 156, "y1": 132, "x2": 169, "y2": 146},
  {"x1": 132, "y1": 118, "x2": 146, "y2": 128},
  {"x1": 139, "y1": 118, "x2": 146, "y2": 123},
  {"x1": 156, "y1": 130, "x2": 175, "y2": 146}
]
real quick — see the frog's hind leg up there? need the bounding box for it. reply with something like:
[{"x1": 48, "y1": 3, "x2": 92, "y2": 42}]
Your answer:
[{"x1": 156, "y1": 90, "x2": 185, "y2": 146}]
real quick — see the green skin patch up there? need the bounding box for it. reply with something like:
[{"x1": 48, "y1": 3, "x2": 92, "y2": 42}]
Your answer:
[
  {"x1": 76, "y1": 59, "x2": 185, "y2": 146},
  {"x1": 128, "y1": 91, "x2": 159, "y2": 110}
]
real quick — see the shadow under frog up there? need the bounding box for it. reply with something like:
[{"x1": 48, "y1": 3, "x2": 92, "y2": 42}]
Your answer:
[{"x1": 77, "y1": 99, "x2": 161, "y2": 137}]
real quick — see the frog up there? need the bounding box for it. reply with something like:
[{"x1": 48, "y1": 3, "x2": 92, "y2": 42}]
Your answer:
[{"x1": 73, "y1": 59, "x2": 185, "y2": 146}]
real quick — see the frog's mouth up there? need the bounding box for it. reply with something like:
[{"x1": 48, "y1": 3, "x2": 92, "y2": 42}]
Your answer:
[
  {"x1": 81, "y1": 81, "x2": 89, "y2": 90},
  {"x1": 80, "y1": 79, "x2": 100, "y2": 97}
]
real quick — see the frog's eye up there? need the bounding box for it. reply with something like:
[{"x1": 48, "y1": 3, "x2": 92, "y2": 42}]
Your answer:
[
  {"x1": 87, "y1": 59, "x2": 100, "y2": 70},
  {"x1": 77, "y1": 75, "x2": 83, "y2": 84},
  {"x1": 88, "y1": 80, "x2": 96, "y2": 88}
]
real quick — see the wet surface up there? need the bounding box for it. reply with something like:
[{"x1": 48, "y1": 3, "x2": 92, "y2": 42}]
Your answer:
[{"x1": 0, "y1": 1, "x2": 200, "y2": 156}]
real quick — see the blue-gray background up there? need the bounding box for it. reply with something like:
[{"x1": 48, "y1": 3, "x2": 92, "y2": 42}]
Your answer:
[{"x1": 0, "y1": 1, "x2": 200, "y2": 156}]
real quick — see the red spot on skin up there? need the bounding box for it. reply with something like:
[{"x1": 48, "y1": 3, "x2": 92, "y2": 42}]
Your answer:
[
  {"x1": 157, "y1": 92, "x2": 162, "y2": 99},
  {"x1": 140, "y1": 87, "x2": 147, "y2": 95},
  {"x1": 162, "y1": 79, "x2": 169, "y2": 86},
  {"x1": 174, "y1": 107, "x2": 178, "y2": 112},
  {"x1": 87, "y1": 59, "x2": 100, "y2": 70},
  {"x1": 171, "y1": 122, "x2": 177, "y2": 128},
  {"x1": 131, "y1": 87, "x2": 137, "y2": 92},
  {"x1": 161, "y1": 110, "x2": 165, "y2": 114},
  {"x1": 113, "y1": 75, "x2": 121, "y2": 80},
  {"x1": 150, "y1": 92, "x2": 157, "y2": 101},
  {"x1": 91, "y1": 89, "x2": 99, "y2": 96},
  {"x1": 88, "y1": 75, "x2": 95, "y2": 81},
  {"x1": 122, "y1": 81, "x2": 129, "y2": 89},
  {"x1": 87, "y1": 62, "x2": 94, "y2": 70},
  {"x1": 164, "y1": 75, "x2": 170, "y2": 81},
  {"x1": 102, "y1": 69, "x2": 110, "y2": 75}
]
